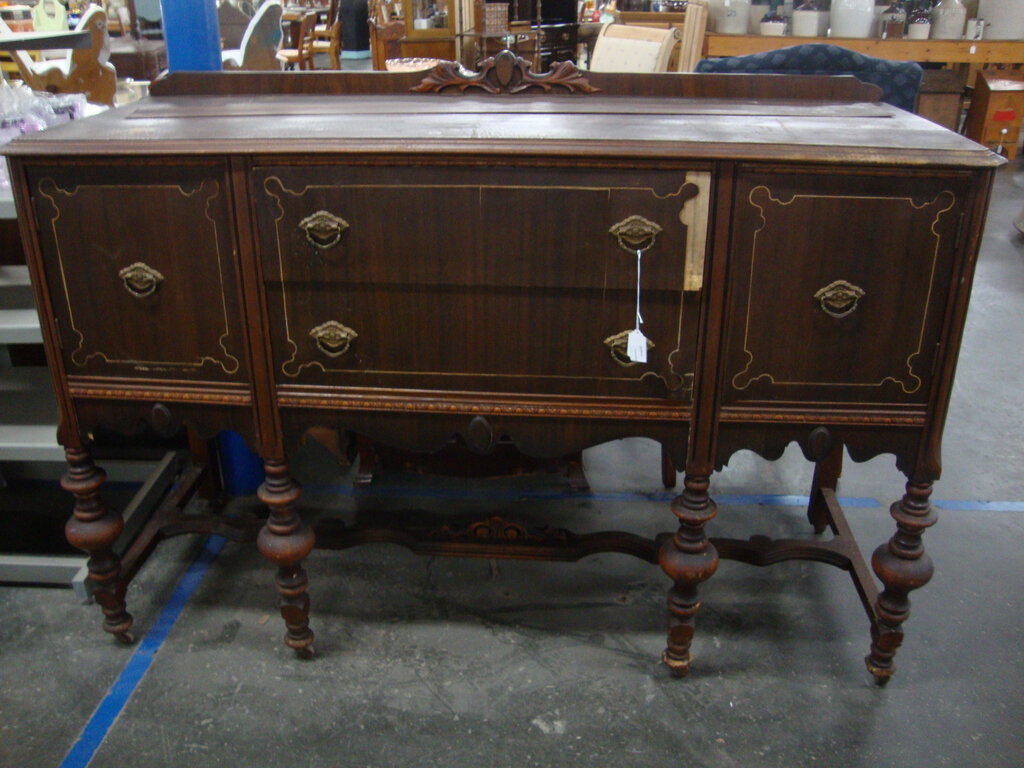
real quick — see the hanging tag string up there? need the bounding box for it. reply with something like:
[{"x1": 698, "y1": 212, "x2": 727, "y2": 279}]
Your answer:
[
  {"x1": 626, "y1": 247, "x2": 648, "y2": 364},
  {"x1": 635, "y1": 248, "x2": 644, "y2": 329}
]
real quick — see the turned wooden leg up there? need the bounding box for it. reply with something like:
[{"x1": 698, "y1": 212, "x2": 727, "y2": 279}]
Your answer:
[
  {"x1": 866, "y1": 480, "x2": 937, "y2": 684},
  {"x1": 256, "y1": 459, "x2": 316, "y2": 658},
  {"x1": 62, "y1": 447, "x2": 134, "y2": 644},
  {"x1": 807, "y1": 443, "x2": 843, "y2": 535},
  {"x1": 659, "y1": 473, "x2": 719, "y2": 676}
]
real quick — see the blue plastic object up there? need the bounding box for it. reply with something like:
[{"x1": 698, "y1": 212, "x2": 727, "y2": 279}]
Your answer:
[
  {"x1": 216, "y1": 431, "x2": 265, "y2": 496},
  {"x1": 159, "y1": 0, "x2": 222, "y2": 72}
]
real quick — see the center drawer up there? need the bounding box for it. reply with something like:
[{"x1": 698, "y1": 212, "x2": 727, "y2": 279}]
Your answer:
[{"x1": 253, "y1": 162, "x2": 709, "y2": 401}]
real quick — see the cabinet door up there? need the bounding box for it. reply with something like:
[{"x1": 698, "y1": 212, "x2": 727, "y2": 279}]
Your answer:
[
  {"x1": 253, "y1": 163, "x2": 710, "y2": 402},
  {"x1": 26, "y1": 162, "x2": 248, "y2": 383},
  {"x1": 721, "y1": 167, "x2": 970, "y2": 408}
]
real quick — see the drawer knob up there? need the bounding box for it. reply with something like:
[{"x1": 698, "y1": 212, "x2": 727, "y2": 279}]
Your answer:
[
  {"x1": 814, "y1": 280, "x2": 865, "y2": 319},
  {"x1": 309, "y1": 320, "x2": 358, "y2": 357},
  {"x1": 118, "y1": 262, "x2": 164, "y2": 298},
  {"x1": 609, "y1": 215, "x2": 662, "y2": 254},
  {"x1": 299, "y1": 210, "x2": 349, "y2": 250}
]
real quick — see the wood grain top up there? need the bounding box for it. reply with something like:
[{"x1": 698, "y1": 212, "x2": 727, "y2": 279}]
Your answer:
[{"x1": 5, "y1": 75, "x2": 1000, "y2": 168}]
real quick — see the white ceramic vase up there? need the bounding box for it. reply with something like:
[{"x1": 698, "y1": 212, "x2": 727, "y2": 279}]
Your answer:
[
  {"x1": 713, "y1": 0, "x2": 752, "y2": 34},
  {"x1": 792, "y1": 8, "x2": 827, "y2": 36},
  {"x1": 932, "y1": 0, "x2": 967, "y2": 39},
  {"x1": 830, "y1": 0, "x2": 876, "y2": 38},
  {"x1": 979, "y1": 0, "x2": 1024, "y2": 40}
]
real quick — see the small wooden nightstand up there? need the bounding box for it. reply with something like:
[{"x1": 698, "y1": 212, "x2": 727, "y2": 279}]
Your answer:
[{"x1": 964, "y1": 72, "x2": 1024, "y2": 160}]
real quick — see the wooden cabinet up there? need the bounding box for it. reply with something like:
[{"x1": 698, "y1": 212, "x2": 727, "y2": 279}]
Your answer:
[
  {"x1": 964, "y1": 73, "x2": 1024, "y2": 160},
  {"x1": 253, "y1": 162, "x2": 702, "y2": 401},
  {"x1": 5, "y1": 57, "x2": 1002, "y2": 681},
  {"x1": 721, "y1": 166, "x2": 970, "y2": 408},
  {"x1": 27, "y1": 162, "x2": 249, "y2": 384}
]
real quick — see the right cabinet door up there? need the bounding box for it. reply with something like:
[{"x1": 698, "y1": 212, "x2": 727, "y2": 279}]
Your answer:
[{"x1": 721, "y1": 166, "x2": 972, "y2": 409}]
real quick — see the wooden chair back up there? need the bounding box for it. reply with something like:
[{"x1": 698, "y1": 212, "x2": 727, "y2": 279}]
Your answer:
[
  {"x1": 225, "y1": 0, "x2": 283, "y2": 71},
  {"x1": 589, "y1": 23, "x2": 680, "y2": 73},
  {"x1": 218, "y1": 0, "x2": 253, "y2": 50},
  {"x1": 615, "y1": 1, "x2": 708, "y2": 72},
  {"x1": 4, "y1": 5, "x2": 117, "y2": 106},
  {"x1": 276, "y1": 11, "x2": 318, "y2": 70}
]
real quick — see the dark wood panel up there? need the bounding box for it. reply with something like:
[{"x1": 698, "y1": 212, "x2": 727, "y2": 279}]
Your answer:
[
  {"x1": 721, "y1": 165, "x2": 970, "y2": 408},
  {"x1": 26, "y1": 162, "x2": 250, "y2": 384},
  {"x1": 254, "y1": 163, "x2": 703, "y2": 399}
]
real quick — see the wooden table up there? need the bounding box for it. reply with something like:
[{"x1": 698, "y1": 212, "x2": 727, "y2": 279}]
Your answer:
[
  {"x1": 5, "y1": 56, "x2": 1002, "y2": 683},
  {"x1": 0, "y1": 29, "x2": 90, "y2": 51}
]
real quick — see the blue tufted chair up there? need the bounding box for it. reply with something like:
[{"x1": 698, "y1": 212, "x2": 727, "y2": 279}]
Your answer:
[{"x1": 695, "y1": 43, "x2": 923, "y2": 112}]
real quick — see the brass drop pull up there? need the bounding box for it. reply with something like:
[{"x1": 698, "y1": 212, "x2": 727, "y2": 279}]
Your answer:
[
  {"x1": 814, "y1": 280, "x2": 865, "y2": 319},
  {"x1": 604, "y1": 330, "x2": 654, "y2": 367},
  {"x1": 310, "y1": 320, "x2": 358, "y2": 357},
  {"x1": 608, "y1": 215, "x2": 662, "y2": 254},
  {"x1": 299, "y1": 210, "x2": 349, "y2": 250},
  {"x1": 118, "y1": 262, "x2": 164, "y2": 298}
]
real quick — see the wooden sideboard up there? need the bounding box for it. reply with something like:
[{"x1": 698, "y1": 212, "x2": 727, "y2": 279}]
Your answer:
[{"x1": 6, "y1": 56, "x2": 1002, "y2": 682}]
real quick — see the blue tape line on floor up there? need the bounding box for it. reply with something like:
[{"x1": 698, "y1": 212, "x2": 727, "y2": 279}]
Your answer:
[
  {"x1": 934, "y1": 500, "x2": 1024, "y2": 512},
  {"x1": 58, "y1": 535, "x2": 226, "y2": 768},
  {"x1": 302, "y1": 482, "x2": 882, "y2": 508}
]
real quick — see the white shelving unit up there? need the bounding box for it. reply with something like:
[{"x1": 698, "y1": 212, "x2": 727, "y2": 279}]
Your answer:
[
  {"x1": 0, "y1": 188, "x2": 82, "y2": 589},
  {"x1": 0, "y1": 188, "x2": 178, "y2": 597}
]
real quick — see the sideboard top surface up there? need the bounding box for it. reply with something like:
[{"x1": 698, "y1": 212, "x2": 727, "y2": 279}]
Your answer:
[{"x1": 6, "y1": 91, "x2": 999, "y2": 168}]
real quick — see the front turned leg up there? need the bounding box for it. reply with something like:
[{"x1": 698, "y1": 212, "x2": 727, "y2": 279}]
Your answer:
[
  {"x1": 257, "y1": 459, "x2": 316, "y2": 658},
  {"x1": 62, "y1": 447, "x2": 134, "y2": 644},
  {"x1": 866, "y1": 480, "x2": 937, "y2": 684},
  {"x1": 659, "y1": 473, "x2": 719, "y2": 676}
]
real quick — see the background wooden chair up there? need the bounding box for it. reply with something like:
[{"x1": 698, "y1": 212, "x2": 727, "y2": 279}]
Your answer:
[
  {"x1": 276, "y1": 10, "x2": 317, "y2": 70},
  {"x1": 3, "y1": 6, "x2": 117, "y2": 106},
  {"x1": 615, "y1": 1, "x2": 707, "y2": 72},
  {"x1": 588, "y1": 23, "x2": 680, "y2": 74},
  {"x1": 217, "y1": 0, "x2": 253, "y2": 50},
  {"x1": 368, "y1": 0, "x2": 405, "y2": 70},
  {"x1": 222, "y1": 0, "x2": 283, "y2": 71},
  {"x1": 309, "y1": 18, "x2": 342, "y2": 69}
]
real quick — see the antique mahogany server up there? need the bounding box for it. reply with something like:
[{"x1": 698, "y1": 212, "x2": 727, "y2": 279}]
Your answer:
[{"x1": 6, "y1": 54, "x2": 1002, "y2": 682}]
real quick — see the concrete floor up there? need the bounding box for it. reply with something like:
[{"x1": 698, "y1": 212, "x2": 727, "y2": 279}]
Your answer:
[{"x1": 1, "y1": 149, "x2": 1022, "y2": 768}]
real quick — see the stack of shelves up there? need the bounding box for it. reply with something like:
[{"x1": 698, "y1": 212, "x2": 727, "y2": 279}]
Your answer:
[{"x1": 0, "y1": 189, "x2": 180, "y2": 597}]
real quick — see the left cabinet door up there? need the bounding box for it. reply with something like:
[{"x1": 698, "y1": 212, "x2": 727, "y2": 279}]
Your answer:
[{"x1": 25, "y1": 162, "x2": 249, "y2": 383}]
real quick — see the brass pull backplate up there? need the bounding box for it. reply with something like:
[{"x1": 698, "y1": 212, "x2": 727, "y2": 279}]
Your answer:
[
  {"x1": 299, "y1": 210, "x2": 349, "y2": 250},
  {"x1": 310, "y1": 320, "x2": 358, "y2": 357},
  {"x1": 609, "y1": 215, "x2": 662, "y2": 254},
  {"x1": 604, "y1": 330, "x2": 654, "y2": 367},
  {"x1": 814, "y1": 280, "x2": 865, "y2": 319},
  {"x1": 118, "y1": 262, "x2": 164, "y2": 298}
]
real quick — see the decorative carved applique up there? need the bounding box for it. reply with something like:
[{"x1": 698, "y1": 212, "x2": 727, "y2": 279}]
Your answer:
[
  {"x1": 310, "y1": 320, "x2": 358, "y2": 357},
  {"x1": 604, "y1": 330, "x2": 654, "y2": 367},
  {"x1": 814, "y1": 280, "x2": 865, "y2": 319},
  {"x1": 299, "y1": 210, "x2": 349, "y2": 250},
  {"x1": 412, "y1": 49, "x2": 599, "y2": 95},
  {"x1": 430, "y1": 516, "x2": 571, "y2": 545},
  {"x1": 118, "y1": 262, "x2": 164, "y2": 298}
]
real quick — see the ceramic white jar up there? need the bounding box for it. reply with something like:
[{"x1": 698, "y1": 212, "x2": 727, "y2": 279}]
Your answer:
[
  {"x1": 831, "y1": 0, "x2": 876, "y2": 38},
  {"x1": 749, "y1": 1, "x2": 771, "y2": 32},
  {"x1": 792, "y1": 8, "x2": 825, "y2": 36},
  {"x1": 713, "y1": 0, "x2": 752, "y2": 34},
  {"x1": 932, "y1": 0, "x2": 967, "y2": 39},
  {"x1": 979, "y1": 0, "x2": 1024, "y2": 39}
]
